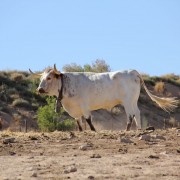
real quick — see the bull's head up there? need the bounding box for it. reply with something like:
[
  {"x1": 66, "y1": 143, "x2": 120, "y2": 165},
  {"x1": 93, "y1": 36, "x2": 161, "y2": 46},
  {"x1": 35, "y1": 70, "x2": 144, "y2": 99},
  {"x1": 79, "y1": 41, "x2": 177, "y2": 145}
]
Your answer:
[{"x1": 29, "y1": 64, "x2": 62, "y2": 96}]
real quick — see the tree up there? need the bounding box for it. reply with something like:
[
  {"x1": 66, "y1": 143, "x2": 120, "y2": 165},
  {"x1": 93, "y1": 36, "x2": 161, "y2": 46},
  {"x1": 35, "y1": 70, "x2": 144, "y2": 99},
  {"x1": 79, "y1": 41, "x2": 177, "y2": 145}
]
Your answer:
[
  {"x1": 63, "y1": 59, "x2": 111, "y2": 73},
  {"x1": 91, "y1": 59, "x2": 111, "y2": 72},
  {"x1": 62, "y1": 63, "x2": 84, "y2": 72}
]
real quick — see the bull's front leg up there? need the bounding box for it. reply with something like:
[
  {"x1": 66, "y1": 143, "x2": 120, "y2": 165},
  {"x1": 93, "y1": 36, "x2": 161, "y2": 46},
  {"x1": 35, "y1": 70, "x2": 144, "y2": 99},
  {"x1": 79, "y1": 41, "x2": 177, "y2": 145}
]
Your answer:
[{"x1": 76, "y1": 119, "x2": 83, "y2": 131}]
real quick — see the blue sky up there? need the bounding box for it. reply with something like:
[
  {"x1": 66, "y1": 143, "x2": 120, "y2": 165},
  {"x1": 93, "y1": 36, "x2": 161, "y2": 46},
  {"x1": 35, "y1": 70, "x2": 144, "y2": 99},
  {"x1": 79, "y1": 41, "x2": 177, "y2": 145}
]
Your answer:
[{"x1": 0, "y1": 0, "x2": 180, "y2": 76}]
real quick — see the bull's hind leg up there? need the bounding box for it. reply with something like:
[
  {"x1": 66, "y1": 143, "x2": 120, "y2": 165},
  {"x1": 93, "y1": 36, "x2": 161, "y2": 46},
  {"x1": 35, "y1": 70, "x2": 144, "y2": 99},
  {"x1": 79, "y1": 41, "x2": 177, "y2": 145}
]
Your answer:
[
  {"x1": 123, "y1": 103, "x2": 136, "y2": 131},
  {"x1": 124, "y1": 100, "x2": 141, "y2": 131},
  {"x1": 124, "y1": 107, "x2": 134, "y2": 131},
  {"x1": 86, "y1": 116, "x2": 96, "y2": 131},
  {"x1": 126, "y1": 115, "x2": 134, "y2": 131},
  {"x1": 133, "y1": 106, "x2": 141, "y2": 130}
]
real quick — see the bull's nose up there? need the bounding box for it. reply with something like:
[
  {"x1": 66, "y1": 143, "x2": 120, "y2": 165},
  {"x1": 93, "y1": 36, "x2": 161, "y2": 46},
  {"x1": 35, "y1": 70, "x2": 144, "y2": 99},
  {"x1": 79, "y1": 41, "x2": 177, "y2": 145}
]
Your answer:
[{"x1": 37, "y1": 87, "x2": 46, "y2": 94}]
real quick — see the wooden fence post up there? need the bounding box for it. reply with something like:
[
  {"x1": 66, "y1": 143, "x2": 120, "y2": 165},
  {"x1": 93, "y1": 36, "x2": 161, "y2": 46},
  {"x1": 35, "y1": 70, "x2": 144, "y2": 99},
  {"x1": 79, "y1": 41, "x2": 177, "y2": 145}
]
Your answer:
[{"x1": 25, "y1": 119, "x2": 27, "y2": 133}]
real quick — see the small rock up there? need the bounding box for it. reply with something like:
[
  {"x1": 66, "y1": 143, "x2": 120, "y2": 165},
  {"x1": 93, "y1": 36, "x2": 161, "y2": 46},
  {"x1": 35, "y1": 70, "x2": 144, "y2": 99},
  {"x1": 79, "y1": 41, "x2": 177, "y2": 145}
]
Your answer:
[
  {"x1": 64, "y1": 166, "x2": 77, "y2": 174},
  {"x1": 177, "y1": 149, "x2": 180, "y2": 153},
  {"x1": 88, "y1": 176, "x2": 95, "y2": 179},
  {"x1": 79, "y1": 144, "x2": 93, "y2": 151},
  {"x1": 9, "y1": 151, "x2": 16, "y2": 156},
  {"x1": 90, "y1": 154, "x2": 101, "y2": 158},
  {"x1": 79, "y1": 145, "x2": 88, "y2": 150},
  {"x1": 3, "y1": 137, "x2": 15, "y2": 144},
  {"x1": 118, "y1": 148, "x2": 128, "y2": 154},
  {"x1": 31, "y1": 172, "x2": 37, "y2": 177},
  {"x1": 147, "y1": 142, "x2": 157, "y2": 145},
  {"x1": 61, "y1": 137, "x2": 68, "y2": 141},
  {"x1": 137, "y1": 130, "x2": 153, "y2": 137},
  {"x1": 139, "y1": 134, "x2": 151, "y2": 141},
  {"x1": 160, "y1": 151, "x2": 168, "y2": 155},
  {"x1": 29, "y1": 136, "x2": 38, "y2": 140},
  {"x1": 148, "y1": 155, "x2": 159, "y2": 159},
  {"x1": 146, "y1": 126, "x2": 155, "y2": 131},
  {"x1": 27, "y1": 167, "x2": 34, "y2": 171},
  {"x1": 120, "y1": 138, "x2": 134, "y2": 144},
  {"x1": 28, "y1": 156, "x2": 34, "y2": 159},
  {"x1": 176, "y1": 129, "x2": 180, "y2": 133},
  {"x1": 151, "y1": 135, "x2": 166, "y2": 140}
]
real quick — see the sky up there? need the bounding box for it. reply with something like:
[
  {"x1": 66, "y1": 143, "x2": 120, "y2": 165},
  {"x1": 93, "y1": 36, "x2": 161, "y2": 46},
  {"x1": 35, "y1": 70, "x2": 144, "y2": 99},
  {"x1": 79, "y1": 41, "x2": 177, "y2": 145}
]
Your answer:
[{"x1": 0, "y1": 0, "x2": 180, "y2": 76}]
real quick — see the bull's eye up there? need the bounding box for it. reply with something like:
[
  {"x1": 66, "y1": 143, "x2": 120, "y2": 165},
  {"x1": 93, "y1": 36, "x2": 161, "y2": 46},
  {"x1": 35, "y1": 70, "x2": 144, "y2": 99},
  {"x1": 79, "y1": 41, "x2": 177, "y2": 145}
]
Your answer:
[{"x1": 47, "y1": 77, "x2": 51, "y2": 81}]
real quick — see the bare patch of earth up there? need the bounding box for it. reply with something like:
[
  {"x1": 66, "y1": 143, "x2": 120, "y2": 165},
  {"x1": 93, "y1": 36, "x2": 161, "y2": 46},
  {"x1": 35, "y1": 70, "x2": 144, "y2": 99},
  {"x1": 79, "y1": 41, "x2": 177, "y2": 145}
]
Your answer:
[{"x1": 0, "y1": 129, "x2": 180, "y2": 179}]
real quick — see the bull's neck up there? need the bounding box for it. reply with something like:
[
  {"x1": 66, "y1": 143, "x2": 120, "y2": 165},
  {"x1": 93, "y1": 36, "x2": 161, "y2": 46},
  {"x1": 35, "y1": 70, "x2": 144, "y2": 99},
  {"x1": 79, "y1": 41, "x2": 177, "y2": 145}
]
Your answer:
[
  {"x1": 55, "y1": 74, "x2": 64, "y2": 113},
  {"x1": 57, "y1": 74, "x2": 64, "y2": 101}
]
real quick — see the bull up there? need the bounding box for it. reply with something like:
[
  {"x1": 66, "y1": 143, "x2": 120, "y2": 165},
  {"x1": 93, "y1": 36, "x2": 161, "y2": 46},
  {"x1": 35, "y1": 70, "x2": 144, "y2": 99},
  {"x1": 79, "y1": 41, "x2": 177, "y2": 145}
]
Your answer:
[{"x1": 29, "y1": 64, "x2": 178, "y2": 131}]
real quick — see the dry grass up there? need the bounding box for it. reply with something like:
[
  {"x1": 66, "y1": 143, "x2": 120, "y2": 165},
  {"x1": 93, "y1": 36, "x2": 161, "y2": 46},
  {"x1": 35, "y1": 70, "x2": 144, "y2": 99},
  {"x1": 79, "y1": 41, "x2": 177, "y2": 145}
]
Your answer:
[
  {"x1": 154, "y1": 81, "x2": 165, "y2": 94},
  {"x1": 12, "y1": 99, "x2": 31, "y2": 109},
  {"x1": 161, "y1": 73, "x2": 179, "y2": 80},
  {"x1": 168, "y1": 117, "x2": 179, "y2": 128},
  {"x1": 10, "y1": 72, "x2": 25, "y2": 81}
]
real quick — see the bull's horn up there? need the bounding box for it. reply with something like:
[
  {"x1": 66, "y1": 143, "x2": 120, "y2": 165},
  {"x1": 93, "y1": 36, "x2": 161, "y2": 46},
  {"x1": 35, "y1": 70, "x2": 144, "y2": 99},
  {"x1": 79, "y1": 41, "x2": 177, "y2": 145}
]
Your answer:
[
  {"x1": 54, "y1": 64, "x2": 61, "y2": 75},
  {"x1": 29, "y1": 69, "x2": 42, "y2": 77}
]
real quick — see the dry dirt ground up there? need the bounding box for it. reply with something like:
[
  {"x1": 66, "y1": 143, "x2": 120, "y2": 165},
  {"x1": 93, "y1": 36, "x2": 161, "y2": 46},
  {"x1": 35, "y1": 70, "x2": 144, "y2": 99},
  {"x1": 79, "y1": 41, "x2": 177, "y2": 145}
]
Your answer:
[{"x1": 0, "y1": 128, "x2": 180, "y2": 180}]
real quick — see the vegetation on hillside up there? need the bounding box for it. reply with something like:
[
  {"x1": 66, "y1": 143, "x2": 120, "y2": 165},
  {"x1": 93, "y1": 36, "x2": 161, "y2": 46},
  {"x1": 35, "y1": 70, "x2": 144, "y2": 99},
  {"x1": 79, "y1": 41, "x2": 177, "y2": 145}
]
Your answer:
[
  {"x1": 0, "y1": 60, "x2": 179, "y2": 131},
  {"x1": 0, "y1": 71, "x2": 46, "y2": 111}
]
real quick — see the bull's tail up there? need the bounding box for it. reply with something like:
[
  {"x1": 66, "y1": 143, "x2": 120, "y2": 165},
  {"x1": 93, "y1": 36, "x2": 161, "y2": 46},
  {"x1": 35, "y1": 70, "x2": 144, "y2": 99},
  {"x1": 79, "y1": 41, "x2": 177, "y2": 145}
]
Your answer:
[{"x1": 137, "y1": 72, "x2": 179, "y2": 112}]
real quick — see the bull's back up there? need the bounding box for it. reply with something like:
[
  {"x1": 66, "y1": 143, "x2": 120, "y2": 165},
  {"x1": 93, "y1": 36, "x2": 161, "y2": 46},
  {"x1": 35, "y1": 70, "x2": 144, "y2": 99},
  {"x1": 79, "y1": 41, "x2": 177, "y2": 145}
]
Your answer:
[{"x1": 80, "y1": 71, "x2": 140, "y2": 109}]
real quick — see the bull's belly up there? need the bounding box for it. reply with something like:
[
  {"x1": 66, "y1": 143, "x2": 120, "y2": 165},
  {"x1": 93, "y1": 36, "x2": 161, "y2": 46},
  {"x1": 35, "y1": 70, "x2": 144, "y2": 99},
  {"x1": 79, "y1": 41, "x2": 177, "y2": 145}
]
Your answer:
[
  {"x1": 62, "y1": 104, "x2": 83, "y2": 119},
  {"x1": 62, "y1": 99, "x2": 86, "y2": 118},
  {"x1": 90, "y1": 99, "x2": 122, "y2": 111},
  {"x1": 62, "y1": 98, "x2": 122, "y2": 119}
]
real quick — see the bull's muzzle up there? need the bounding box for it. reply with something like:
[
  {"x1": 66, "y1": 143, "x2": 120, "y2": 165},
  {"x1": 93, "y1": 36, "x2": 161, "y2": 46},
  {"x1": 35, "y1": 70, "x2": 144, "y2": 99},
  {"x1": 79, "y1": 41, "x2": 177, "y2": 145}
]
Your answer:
[{"x1": 37, "y1": 87, "x2": 46, "y2": 94}]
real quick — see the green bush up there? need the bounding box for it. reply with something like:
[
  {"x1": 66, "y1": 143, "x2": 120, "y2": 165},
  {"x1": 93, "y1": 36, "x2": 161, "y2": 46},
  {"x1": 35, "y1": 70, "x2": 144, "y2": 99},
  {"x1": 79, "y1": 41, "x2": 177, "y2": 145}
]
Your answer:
[
  {"x1": 37, "y1": 97, "x2": 75, "y2": 132},
  {"x1": 54, "y1": 118, "x2": 75, "y2": 131}
]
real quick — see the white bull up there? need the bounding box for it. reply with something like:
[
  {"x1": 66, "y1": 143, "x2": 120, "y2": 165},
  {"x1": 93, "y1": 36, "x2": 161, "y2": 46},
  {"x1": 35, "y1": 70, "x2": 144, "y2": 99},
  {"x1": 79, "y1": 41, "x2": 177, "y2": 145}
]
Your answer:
[{"x1": 29, "y1": 64, "x2": 178, "y2": 131}]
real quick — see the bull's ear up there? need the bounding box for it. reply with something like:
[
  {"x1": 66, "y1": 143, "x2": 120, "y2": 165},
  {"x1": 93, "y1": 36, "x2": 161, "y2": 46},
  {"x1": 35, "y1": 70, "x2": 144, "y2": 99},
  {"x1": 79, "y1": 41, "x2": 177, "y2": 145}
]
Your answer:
[
  {"x1": 54, "y1": 64, "x2": 61, "y2": 75},
  {"x1": 54, "y1": 73, "x2": 63, "y2": 79},
  {"x1": 54, "y1": 73, "x2": 60, "y2": 79}
]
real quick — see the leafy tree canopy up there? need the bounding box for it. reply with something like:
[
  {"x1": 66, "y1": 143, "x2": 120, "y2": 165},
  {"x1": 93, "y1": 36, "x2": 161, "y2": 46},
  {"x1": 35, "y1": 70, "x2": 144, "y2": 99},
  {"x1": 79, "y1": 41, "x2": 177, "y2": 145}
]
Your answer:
[{"x1": 62, "y1": 59, "x2": 111, "y2": 73}]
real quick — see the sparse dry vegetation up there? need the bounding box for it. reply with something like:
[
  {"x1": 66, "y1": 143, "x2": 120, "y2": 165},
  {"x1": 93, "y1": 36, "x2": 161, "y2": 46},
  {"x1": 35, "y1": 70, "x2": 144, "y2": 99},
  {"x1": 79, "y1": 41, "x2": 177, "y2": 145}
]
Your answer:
[
  {"x1": 12, "y1": 99, "x2": 30, "y2": 109},
  {"x1": 10, "y1": 72, "x2": 25, "y2": 81},
  {"x1": 154, "y1": 81, "x2": 165, "y2": 94}
]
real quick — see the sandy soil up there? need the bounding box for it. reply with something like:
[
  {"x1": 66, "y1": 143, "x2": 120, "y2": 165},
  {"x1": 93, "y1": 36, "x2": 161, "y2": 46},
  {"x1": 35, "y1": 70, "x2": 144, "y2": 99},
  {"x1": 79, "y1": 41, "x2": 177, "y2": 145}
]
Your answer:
[{"x1": 0, "y1": 128, "x2": 180, "y2": 180}]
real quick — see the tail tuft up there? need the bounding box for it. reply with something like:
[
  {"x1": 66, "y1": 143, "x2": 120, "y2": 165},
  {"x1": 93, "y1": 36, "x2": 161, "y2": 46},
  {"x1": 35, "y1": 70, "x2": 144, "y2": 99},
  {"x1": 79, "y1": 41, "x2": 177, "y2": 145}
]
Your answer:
[{"x1": 148, "y1": 95, "x2": 179, "y2": 112}]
